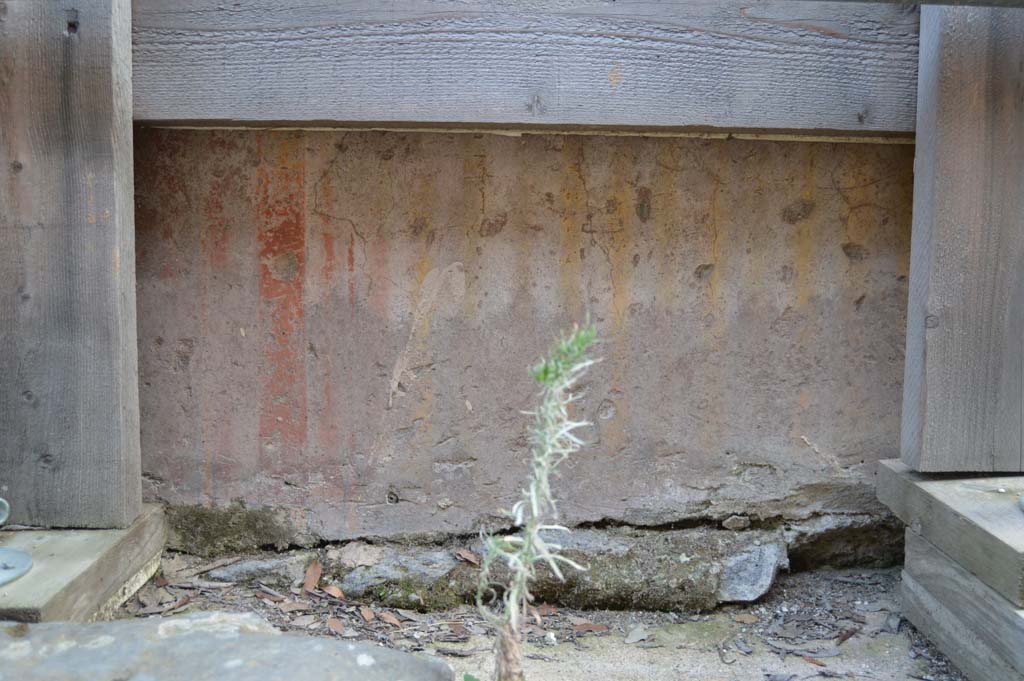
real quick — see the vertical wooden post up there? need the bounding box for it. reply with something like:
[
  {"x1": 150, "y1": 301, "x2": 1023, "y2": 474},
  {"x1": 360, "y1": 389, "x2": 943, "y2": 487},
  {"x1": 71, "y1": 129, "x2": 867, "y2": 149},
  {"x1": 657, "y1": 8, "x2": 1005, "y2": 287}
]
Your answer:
[
  {"x1": 0, "y1": 0, "x2": 141, "y2": 527},
  {"x1": 900, "y1": 5, "x2": 1024, "y2": 473}
]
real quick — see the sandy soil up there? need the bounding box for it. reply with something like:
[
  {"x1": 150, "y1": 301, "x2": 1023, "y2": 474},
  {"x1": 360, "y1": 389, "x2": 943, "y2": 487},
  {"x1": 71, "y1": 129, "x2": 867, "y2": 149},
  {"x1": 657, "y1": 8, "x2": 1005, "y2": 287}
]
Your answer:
[{"x1": 119, "y1": 553, "x2": 965, "y2": 681}]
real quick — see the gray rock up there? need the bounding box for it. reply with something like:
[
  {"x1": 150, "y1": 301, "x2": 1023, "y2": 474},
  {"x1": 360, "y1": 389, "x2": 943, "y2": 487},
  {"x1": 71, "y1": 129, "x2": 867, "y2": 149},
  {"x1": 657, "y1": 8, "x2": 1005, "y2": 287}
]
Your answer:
[
  {"x1": 722, "y1": 515, "x2": 751, "y2": 531},
  {"x1": 326, "y1": 527, "x2": 789, "y2": 612},
  {"x1": 326, "y1": 542, "x2": 387, "y2": 568},
  {"x1": 0, "y1": 611, "x2": 452, "y2": 681},
  {"x1": 339, "y1": 547, "x2": 458, "y2": 598},
  {"x1": 717, "y1": 541, "x2": 788, "y2": 602},
  {"x1": 206, "y1": 551, "x2": 315, "y2": 586}
]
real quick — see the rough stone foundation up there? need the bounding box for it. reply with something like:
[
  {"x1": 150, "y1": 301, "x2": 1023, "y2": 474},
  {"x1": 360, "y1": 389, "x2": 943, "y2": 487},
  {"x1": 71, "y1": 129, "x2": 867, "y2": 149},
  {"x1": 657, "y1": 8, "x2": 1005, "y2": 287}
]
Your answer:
[{"x1": 136, "y1": 129, "x2": 912, "y2": 566}]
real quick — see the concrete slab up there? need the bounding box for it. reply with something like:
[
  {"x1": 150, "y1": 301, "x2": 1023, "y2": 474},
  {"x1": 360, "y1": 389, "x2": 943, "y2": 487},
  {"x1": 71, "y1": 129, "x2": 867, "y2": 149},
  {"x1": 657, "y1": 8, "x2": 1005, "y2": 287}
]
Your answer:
[
  {"x1": 0, "y1": 505, "x2": 165, "y2": 622},
  {"x1": 0, "y1": 611, "x2": 452, "y2": 681}
]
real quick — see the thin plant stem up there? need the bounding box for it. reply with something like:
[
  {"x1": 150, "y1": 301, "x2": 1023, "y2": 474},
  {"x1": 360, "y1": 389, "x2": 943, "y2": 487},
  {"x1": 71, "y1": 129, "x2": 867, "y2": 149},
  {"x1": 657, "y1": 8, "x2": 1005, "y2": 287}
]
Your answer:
[{"x1": 476, "y1": 323, "x2": 598, "y2": 681}]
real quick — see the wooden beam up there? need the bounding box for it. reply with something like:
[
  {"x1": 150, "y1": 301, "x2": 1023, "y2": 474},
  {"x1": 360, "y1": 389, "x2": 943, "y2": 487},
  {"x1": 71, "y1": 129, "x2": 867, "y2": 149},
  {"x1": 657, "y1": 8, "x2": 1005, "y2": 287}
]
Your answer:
[
  {"x1": 903, "y1": 570, "x2": 1024, "y2": 681},
  {"x1": 131, "y1": 1, "x2": 919, "y2": 135},
  {"x1": 0, "y1": 506, "x2": 165, "y2": 622},
  {"x1": 900, "y1": 5, "x2": 1024, "y2": 472},
  {"x1": 877, "y1": 459, "x2": 1024, "y2": 607},
  {"x1": 904, "y1": 529, "x2": 1024, "y2": 678},
  {"x1": 0, "y1": 0, "x2": 141, "y2": 527},
  {"x1": 805, "y1": 0, "x2": 1024, "y2": 6}
]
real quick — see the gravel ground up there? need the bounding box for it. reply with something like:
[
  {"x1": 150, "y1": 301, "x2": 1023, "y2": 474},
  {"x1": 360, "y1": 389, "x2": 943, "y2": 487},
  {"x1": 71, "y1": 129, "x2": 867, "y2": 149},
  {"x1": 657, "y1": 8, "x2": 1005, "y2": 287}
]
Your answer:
[{"x1": 117, "y1": 551, "x2": 966, "y2": 681}]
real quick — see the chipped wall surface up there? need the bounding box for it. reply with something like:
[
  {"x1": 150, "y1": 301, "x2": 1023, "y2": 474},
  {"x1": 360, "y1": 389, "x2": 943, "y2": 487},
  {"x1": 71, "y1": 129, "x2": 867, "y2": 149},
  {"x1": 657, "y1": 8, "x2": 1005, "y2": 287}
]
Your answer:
[{"x1": 134, "y1": 129, "x2": 913, "y2": 544}]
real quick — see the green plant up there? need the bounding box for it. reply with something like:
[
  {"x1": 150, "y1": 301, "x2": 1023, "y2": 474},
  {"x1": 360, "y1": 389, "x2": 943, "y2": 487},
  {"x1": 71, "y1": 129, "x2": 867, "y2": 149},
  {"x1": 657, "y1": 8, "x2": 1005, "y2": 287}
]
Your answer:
[{"x1": 476, "y1": 323, "x2": 598, "y2": 681}]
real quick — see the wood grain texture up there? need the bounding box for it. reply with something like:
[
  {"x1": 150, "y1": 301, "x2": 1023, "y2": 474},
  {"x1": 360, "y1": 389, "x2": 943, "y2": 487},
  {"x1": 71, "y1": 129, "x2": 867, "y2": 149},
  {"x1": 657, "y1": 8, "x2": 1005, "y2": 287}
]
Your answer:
[
  {"x1": 812, "y1": 0, "x2": 1024, "y2": 5},
  {"x1": 131, "y1": 1, "x2": 920, "y2": 134},
  {"x1": 902, "y1": 570, "x2": 1024, "y2": 681},
  {"x1": 0, "y1": 505, "x2": 165, "y2": 622},
  {"x1": 0, "y1": 0, "x2": 141, "y2": 527},
  {"x1": 877, "y1": 459, "x2": 1024, "y2": 607},
  {"x1": 900, "y1": 5, "x2": 1024, "y2": 472},
  {"x1": 904, "y1": 529, "x2": 1024, "y2": 677}
]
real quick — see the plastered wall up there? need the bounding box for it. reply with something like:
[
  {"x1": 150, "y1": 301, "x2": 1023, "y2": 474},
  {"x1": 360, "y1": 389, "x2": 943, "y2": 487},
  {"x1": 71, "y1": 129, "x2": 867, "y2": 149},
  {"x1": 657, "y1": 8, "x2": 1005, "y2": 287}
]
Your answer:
[{"x1": 134, "y1": 129, "x2": 913, "y2": 543}]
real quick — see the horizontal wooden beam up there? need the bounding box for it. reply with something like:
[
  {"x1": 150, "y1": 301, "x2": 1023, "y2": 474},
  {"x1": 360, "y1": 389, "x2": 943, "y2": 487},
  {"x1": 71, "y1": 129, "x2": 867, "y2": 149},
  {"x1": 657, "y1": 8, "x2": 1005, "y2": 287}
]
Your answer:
[
  {"x1": 811, "y1": 0, "x2": 1024, "y2": 5},
  {"x1": 903, "y1": 530, "x2": 1024, "y2": 680},
  {"x1": 877, "y1": 459, "x2": 1024, "y2": 607},
  {"x1": 131, "y1": 1, "x2": 920, "y2": 135}
]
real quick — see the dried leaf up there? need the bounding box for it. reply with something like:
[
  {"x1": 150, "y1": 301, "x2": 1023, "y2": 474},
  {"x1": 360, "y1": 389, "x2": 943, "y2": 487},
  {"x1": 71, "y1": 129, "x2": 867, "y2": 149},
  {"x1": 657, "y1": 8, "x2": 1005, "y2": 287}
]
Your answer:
[
  {"x1": 303, "y1": 560, "x2": 323, "y2": 593},
  {"x1": 836, "y1": 627, "x2": 859, "y2": 645},
  {"x1": 801, "y1": 656, "x2": 827, "y2": 668},
  {"x1": 454, "y1": 548, "x2": 480, "y2": 566},
  {"x1": 279, "y1": 600, "x2": 311, "y2": 613},
  {"x1": 572, "y1": 622, "x2": 609, "y2": 633},
  {"x1": 160, "y1": 554, "x2": 189, "y2": 583},
  {"x1": 137, "y1": 595, "x2": 192, "y2": 617},
  {"x1": 359, "y1": 606, "x2": 376, "y2": 622},
  {"x1": 379, "y1": 611, "x2": 402, "y2": 628},
  {"x1": 733, "y1": 613, "x2": 759, "y2": 625},
  {"x1": 322, "y1": 585, "x2": 344, "y2": 599},
  {"x1": 255, "y1": 583, "x2": 286, "y2": 600},
  {"x1": 137, "y1": 586, "x2": 163, "y2": 609},
  {"x1": 291, "y1": 614, "x2": 318, "y2": 628},
  {"x1": 327, "y1": 617, "x2": 346, "y2": 635},
  {"x1": 255, "y1": 590, "x2": 285, "y2": 603},
  {"x1": 396, "y1": 609, "x2": 427, "y2": 622},
  {"x1": 163, "y1": 595, "x2": 192, "y2": 615},
  {"x1": 177, "y1": 579, "x2": 234, "y2": 589},
  {"x1": 179, "y1": 556, "x2": 239, "y2": 579}
]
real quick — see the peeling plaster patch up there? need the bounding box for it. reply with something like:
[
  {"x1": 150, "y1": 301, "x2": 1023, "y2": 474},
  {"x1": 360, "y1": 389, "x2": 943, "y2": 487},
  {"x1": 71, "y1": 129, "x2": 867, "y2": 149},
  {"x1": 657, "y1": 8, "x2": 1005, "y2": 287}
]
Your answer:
[{"x1": 386, "y1": 262, "x2": 465, "y2": 408}]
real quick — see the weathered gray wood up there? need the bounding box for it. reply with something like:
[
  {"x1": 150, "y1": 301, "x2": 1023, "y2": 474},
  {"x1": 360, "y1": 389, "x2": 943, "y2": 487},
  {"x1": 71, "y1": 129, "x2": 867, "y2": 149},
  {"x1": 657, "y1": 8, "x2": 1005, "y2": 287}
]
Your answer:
[
  {"x1": 805, "y1": 0, "x2": 1024, "y2": 5},
  {"x1": 902, "y1": 569, "x2": 1024, "y2": 681},
  {"x1": 0, "y1": 505, "x2": 165, "y2": 622},
  {"x1": 900, "y1": 5, "x2": 1024, "y2": 472},
  {"x1": 877, "y1": 459, "x2": 1024, "y2": 606},
  {"x1": 131, "y1": 1, "x2": 919, "y2": 134},
  {"x1": 904, "y1": 530, "x2": 1024, "y2": 677},
  {"x1": 0, "y1": 0, "x2": 141, "y2": 527}
]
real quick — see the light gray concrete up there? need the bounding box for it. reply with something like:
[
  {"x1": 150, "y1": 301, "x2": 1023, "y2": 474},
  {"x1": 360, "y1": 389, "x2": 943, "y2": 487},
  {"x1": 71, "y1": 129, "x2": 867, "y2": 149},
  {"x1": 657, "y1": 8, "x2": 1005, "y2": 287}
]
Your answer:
[
  {"x1": 0, "y1": 612, "x2": 452, "y2": 681},
  {"x1": 321, "y1": 528, "x2": 790, "y2": 612}
]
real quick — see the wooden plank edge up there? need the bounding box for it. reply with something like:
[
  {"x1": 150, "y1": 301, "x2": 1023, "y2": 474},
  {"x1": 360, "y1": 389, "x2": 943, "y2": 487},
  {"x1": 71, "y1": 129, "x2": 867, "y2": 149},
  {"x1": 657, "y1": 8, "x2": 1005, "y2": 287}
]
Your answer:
[
  {"x1": 902, "y1": 570, "x2": 1024, "y2": 681},
  {"x1": 904, "y1": 530, "x2": 1024, "y2": 676},
  {"x1": 877, "y1": 459, "x2": 1024, "y2": 607},
  {"x1": 42, "y1": 505, "x2": 166, "y2": 622},
  {"x1": 136, "y1": 121, "x2": 916, "y2": 145}
]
